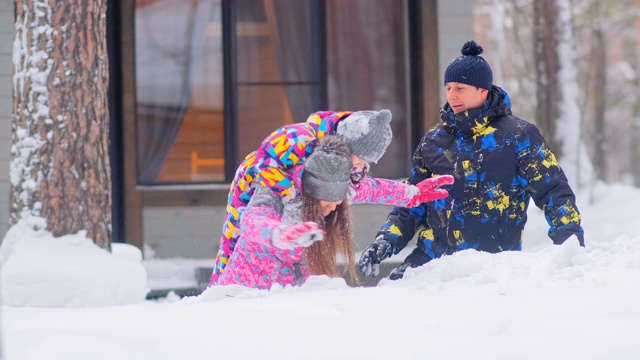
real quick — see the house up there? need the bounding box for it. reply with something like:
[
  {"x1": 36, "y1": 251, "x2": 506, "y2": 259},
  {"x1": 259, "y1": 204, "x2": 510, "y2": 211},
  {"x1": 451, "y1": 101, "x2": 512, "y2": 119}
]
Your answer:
[{"x1": 0, "y1": 1, "x2": 474, "y2": 285}]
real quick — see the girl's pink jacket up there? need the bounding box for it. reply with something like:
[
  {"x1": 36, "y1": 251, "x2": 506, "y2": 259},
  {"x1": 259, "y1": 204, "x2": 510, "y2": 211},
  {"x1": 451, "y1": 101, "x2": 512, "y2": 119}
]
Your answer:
[{"x1": 215, "y1": 165, "x2": 417, "y2": 290}]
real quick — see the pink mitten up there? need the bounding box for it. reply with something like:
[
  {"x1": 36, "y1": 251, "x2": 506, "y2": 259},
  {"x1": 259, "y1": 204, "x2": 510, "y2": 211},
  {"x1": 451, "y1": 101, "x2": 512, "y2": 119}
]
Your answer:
[
  {"x1": 273, "y1": 222, "x2": 325, "y2": 250},
  {"x1": 406, "y1": 175, "x2": 455, "y2": 207}
]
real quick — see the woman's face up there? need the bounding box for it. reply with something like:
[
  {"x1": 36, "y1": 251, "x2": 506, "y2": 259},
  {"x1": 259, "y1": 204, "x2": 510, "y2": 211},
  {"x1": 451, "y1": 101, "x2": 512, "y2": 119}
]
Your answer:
[
  {"x1": 319, "y1": 199, "x2": 344, "y2": 217},
  {"x1": 351, "y1": 154, "x2": 366, "y2": 169}
]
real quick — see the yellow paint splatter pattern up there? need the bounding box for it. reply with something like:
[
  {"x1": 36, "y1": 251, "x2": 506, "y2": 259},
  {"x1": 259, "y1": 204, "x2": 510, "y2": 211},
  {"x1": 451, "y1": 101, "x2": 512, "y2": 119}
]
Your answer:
[
  {"x1": 485, "y1": 184, "x2": 511, "y2": 215},
  {"x1": 452, "y1": 230, "x2": 464, "y2": 245},
  {"x1": 538, "y1": 145, "x2": 560, "y2": 169},
  {"x1": 387, "y1": 224, "x2": 403, "y2": 237},
  {"x1": 554, "y1": 202, "x2": 582, "y2": 226},
  {"x1": 472, "y1": 119, "x2": 496, "y2": 141},
  {"x1": 462, "y1": 160, "x2": 474, "y2": 177},
  {"x1": 418, "y1": 228, "x2": 434, "y2": 241}
]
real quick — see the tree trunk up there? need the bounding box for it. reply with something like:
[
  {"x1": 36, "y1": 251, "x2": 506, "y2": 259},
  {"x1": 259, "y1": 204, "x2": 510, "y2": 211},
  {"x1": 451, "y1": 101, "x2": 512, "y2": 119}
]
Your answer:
[
  {"x1": 533, "y1": 0, "x2": 561, "y2": 156},
  {"x1": 632, "y1": 0, "x2": 640, "y2": 186},
  {"x1": 11, "y1": 0, "x2": 111, "y2": 249},
  {"x1": 590, "y1": 20, "x2": 607, "y2": 180}
]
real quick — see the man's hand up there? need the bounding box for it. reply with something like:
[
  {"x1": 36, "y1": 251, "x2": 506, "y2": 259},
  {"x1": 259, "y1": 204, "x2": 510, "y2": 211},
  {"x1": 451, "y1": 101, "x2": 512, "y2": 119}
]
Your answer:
[
  {"x1": 358, "y1": 237, "x2": 395, "y2": 277},
  {"x1": 388, "y1": 249, "x2": 432, "y2": 280}
]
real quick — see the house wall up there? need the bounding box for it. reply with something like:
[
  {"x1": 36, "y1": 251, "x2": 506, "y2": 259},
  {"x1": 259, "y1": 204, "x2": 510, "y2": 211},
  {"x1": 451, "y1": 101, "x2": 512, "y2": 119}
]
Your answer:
[{"x1": 0, "y1": 1, "x2": 14, "y2": 240}]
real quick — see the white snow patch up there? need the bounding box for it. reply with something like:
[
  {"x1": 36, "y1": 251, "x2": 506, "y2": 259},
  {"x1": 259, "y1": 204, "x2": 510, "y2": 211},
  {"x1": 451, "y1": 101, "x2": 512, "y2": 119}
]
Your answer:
[{"x1": 0, "y1": 218, "x2": 148, "y2": 308}]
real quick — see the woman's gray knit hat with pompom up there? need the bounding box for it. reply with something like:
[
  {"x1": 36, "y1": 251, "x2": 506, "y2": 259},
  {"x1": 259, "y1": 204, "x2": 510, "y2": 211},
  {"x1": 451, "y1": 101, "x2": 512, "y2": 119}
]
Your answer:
[
  {"x1": 303, "y1": 135, "x2": 352, "y2": 202},
  {"x1": 336, "y1": 109, "x2": 392, "y2": 163},
  {"x1": 444, "y1": 40, "x2": 493, "y2": 90}
]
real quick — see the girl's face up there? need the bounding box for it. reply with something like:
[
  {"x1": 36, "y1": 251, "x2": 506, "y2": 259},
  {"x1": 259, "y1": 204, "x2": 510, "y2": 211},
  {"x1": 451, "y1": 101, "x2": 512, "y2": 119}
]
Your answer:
[
  {"x1": 319, "y1": 199, "x2": 343, "y2": 217},
  {"x1": 351, "y1": 154, "x2": 366, "y2": 169}
]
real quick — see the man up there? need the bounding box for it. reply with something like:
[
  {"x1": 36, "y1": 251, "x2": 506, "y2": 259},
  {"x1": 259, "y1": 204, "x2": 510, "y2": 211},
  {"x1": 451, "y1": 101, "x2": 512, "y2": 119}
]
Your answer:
[{"x1": 359, "y1": 40, "x2": 584, "y2": 280}]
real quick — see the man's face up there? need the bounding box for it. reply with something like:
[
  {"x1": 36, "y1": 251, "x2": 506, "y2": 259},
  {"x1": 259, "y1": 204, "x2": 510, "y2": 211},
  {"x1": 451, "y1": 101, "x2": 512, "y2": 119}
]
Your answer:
[{"x1": 445, "y1": 82, "x2": 488, "y2": 114}]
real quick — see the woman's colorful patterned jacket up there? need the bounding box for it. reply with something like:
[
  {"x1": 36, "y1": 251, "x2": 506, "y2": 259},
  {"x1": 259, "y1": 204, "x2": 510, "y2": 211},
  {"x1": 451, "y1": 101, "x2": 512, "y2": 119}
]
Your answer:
[
  {"x1": 216, "y1": 165, "x2": 419, "y2": 290},
  {"x1": 376, "y1": 86, "x2": 584, "y2": 267}
]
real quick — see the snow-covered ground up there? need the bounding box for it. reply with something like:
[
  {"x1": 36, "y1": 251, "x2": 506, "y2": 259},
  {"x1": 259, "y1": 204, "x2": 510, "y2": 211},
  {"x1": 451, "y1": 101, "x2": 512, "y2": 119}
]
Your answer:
[{"x1": 1, "y1": 181, "x2": 639, "y2": 360}]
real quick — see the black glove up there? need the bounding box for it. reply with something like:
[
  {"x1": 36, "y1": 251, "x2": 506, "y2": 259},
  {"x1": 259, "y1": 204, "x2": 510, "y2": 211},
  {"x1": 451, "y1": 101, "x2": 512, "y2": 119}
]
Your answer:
[
  {"x1": 358, "y1": 237, "x2": 395, "y2": 277},
  {"x1": 388, "y1": 248, "x2": 431, "y2": 280},
  {"x1": 388, "y1": 262, "x2": 410, "y2": 280}
]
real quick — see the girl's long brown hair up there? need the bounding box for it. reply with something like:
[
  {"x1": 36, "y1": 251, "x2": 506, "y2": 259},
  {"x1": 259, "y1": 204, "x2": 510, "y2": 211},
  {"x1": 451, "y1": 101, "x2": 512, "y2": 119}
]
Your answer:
[{"x1": 301, "y1": 191, "x2": 358, "y2": 285}]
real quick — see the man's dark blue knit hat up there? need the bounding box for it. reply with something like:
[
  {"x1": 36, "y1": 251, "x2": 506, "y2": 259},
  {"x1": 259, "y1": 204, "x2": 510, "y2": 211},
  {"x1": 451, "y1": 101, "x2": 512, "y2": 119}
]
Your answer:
[{"x1": 444, "y1": 40, "x2": 493, "y2": 90}]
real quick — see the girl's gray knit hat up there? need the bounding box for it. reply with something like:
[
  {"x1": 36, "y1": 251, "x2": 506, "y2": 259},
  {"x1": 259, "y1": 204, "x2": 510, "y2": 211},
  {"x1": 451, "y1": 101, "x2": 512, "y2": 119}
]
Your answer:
[
  {"x1": 303, "y1": 135, "x2": 352, "y2": 202},
  {"x1": 336, "y1": 109, "x2": 392, "y2": 163}
]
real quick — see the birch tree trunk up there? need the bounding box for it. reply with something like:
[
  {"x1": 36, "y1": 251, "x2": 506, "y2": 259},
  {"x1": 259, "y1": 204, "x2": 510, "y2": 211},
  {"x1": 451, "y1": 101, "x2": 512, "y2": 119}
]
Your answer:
[
  {"x1": 11, "y1": 0, "x2": 111, "y2": 249},
  {"x1": 556, "y1": 0, "x2": 596, "y2": 192},
  {"x1": 590, "y1": 17, "x2": 607, "y2": 180}
]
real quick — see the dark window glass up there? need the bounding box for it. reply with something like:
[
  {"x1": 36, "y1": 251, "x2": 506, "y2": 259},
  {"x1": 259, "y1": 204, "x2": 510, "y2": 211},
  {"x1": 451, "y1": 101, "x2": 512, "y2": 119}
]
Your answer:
[
  {"x1": 234, "y1": 0, "x2": 325, "y2": 157},
  {"x1": 327, "y1": 0, "x2": 410, "y2": 178},
  {"x1": 135, "y1": 0, "x2": 224, "y2": 184}
]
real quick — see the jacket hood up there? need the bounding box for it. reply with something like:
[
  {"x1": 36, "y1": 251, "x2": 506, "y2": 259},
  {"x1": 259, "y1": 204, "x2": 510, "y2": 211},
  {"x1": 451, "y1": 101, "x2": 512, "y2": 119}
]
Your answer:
[{"x1": 440, "y1": 86, "x2": 512, "y2": 138}]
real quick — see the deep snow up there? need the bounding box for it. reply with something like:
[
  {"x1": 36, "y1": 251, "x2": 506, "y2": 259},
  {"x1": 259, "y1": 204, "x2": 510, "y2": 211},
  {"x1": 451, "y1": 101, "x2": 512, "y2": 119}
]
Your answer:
[{"x1": 1, "y1": 181, "x2": 639, "y2": 359}]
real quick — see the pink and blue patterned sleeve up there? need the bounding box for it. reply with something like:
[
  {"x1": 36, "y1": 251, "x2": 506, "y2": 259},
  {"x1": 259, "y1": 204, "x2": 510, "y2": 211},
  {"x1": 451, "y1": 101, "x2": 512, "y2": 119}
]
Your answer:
[
  {"x1": 349, "y1": 177, "x2": 415, "y2": 206},
  {"x1": 239, "y1": 186, "x2": 306, "y2": 264}
]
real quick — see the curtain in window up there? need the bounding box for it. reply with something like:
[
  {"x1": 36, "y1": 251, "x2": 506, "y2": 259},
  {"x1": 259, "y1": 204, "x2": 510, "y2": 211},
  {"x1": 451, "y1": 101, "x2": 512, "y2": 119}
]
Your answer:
[
  {"x1": 326, "y1": 1, "x2": 374, "y2": 110},
  {"x1": 264, "y1": 0, "x2": 321, "y2": 122},
  {"x1": 135, "y1": 1, "x2": 213, "y2": 183},
  {"x1": 327, "y1": 0, "x2": 409, "y2": 177}
]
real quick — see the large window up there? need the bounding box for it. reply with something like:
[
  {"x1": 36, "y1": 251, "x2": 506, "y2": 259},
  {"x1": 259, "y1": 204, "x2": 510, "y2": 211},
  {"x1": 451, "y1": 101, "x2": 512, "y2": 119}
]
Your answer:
[
  {"x1": 327, "y1": 0, "x2": 410, "y2": 178},
  {"x1": 134, "y1": 0, "x2": 409, "y2": 185},
  {"x1": 135, "y1": 0, "x2": 225, "y2": 184},
  {"x1": 235, "y1": 0, "x2": 325, "y2": 157}
]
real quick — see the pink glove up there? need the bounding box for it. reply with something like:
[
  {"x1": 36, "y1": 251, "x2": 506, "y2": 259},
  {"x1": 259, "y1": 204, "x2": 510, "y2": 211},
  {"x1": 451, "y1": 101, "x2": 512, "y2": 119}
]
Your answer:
[
  {"x1": 406, "y1": 175, "x2": 455, "y2": 207},
  {"x1": 273, "y1": 222, "x2": 325, "y2": 250}
]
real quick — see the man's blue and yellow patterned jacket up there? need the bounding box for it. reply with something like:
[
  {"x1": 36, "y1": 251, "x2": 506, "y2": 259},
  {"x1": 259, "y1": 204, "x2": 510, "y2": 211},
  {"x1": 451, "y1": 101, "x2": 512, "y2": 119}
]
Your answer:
[{"x1": 377, "y1": 86, "x2": 584, "y2": 265}]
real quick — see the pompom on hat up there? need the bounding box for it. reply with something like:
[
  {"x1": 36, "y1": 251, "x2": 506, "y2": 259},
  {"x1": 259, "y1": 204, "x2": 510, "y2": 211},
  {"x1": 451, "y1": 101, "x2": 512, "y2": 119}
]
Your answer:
[
  {"x1": 444, "y1": 40, "x2": 493, "y2": 90},
  {"x1": 336, "y1": 109, "x2": 392, "y2": 163},
  {"x1": 303, "y1": 135, "x2": 352, "y2": 202}
]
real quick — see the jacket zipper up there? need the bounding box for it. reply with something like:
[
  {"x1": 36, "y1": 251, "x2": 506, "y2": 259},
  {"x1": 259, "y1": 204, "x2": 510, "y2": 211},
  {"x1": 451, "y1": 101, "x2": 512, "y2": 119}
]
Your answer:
[{"x1": 476, "y1": 153, "x2": 484, "y2": 196}]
